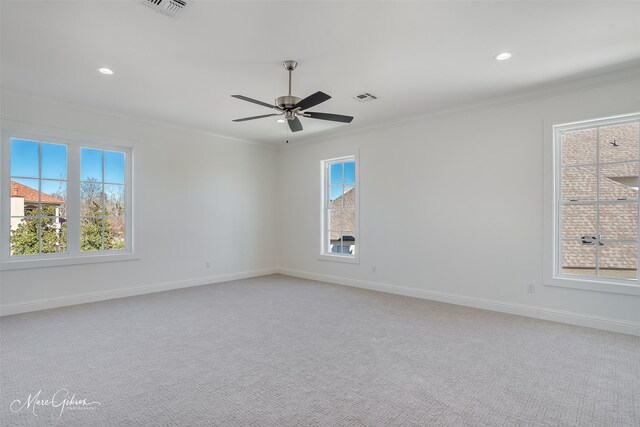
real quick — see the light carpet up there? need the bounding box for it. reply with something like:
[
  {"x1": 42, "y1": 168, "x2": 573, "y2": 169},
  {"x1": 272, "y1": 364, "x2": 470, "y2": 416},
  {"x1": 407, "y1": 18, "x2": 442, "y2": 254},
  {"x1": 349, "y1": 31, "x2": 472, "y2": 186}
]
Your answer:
[{"x1": 1, "y1": 274, "x2": 639, "y2": 426}]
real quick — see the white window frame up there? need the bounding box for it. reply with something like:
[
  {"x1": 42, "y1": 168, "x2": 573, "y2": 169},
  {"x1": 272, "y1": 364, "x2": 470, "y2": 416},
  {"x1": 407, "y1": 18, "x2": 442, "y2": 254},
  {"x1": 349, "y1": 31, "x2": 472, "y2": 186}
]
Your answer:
[
  {"x1": 545, "y1": 112, "x2": 640, "y2": 296},
  {"x1": 320, "y1": 154, "x2": 359, "y2": 264},
  {"x1": 0, "y1": 126, "x2": 136, "y2": 270}
]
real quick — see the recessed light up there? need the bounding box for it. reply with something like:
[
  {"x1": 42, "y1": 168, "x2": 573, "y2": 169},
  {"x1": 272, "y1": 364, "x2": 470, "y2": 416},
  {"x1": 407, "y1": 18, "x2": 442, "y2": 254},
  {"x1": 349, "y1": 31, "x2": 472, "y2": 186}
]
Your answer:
[
  {"x1": 276, "y1": 119, "x2": 286, "y2": 123},
  {"x1": 495, "y1": 52, "x2": 512, "y2": 61},
  {"x1": 98, "y1": 67, "x2": 114, "y2": 75}
]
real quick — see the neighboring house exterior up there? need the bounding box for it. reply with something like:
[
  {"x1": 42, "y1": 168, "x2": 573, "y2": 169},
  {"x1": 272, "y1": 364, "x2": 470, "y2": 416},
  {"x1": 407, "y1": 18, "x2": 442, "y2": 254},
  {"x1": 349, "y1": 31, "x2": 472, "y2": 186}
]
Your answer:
[
  {"x1": 329, "y1": 187, "x2": 356, "y2": 254},
  {"x1": 10, "y1": 180, "x2": 65, "y2": 230},
  {"x1": 562, "y1": 122, "x2": 638, "y2": 276}
]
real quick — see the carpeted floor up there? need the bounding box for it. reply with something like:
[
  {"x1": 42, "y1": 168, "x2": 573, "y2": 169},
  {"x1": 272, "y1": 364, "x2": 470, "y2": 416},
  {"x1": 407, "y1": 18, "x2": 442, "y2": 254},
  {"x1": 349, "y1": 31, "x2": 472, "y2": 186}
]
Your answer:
[{"x1": 1, "y1": 274, "x2": 639, "y2": 426}]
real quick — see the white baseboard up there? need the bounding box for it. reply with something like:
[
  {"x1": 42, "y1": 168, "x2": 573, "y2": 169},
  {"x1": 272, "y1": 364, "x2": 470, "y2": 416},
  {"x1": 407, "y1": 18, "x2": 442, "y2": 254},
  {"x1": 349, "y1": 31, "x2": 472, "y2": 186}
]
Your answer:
[
  {"x1": 276, "y1": 268, "x2": 640, "y2": 337},
  {"x1": 5, "y1": 266, "x2": 638, "y2": 336},
  {"x1": 0, "y1": 268, "x2": 277, "y2": 316}
]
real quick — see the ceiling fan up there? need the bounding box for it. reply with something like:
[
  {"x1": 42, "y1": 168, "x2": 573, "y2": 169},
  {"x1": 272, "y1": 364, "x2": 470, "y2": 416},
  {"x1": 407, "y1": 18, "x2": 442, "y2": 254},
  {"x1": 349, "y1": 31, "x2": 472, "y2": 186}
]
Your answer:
[{"x1": 231, "y1": 60, "x2": 354, "y2": 133}]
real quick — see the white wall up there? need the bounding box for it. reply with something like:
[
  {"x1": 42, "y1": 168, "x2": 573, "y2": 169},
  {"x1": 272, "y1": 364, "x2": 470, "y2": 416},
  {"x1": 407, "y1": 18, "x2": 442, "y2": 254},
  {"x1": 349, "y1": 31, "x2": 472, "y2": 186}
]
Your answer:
[
  {"x1": 0, "y1": 91, "x2": 277, "y2": 312},
  {"x1": 277, "y1": 77, "x2": 640, "y2": 331}
]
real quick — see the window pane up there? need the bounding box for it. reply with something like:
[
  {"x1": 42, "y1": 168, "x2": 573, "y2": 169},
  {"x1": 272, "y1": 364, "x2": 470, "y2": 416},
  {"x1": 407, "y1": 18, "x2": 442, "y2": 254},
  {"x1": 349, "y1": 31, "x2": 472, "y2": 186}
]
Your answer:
[
  {"x1": 10, "y1": 217, "x2": 39, "y2": 256},
  {"x1": 10, "y1": 139, "x2": 39, "y2": 178},
  {"x1": 41, "y1": 143, "x2": 67, "y2": 180},
  {"x1": 599, "y1": 162, "x2": 639, "y2": 201},
  {"x1": 343, "y1": 209, "x2": 356, "y2": 233},
  {"x1": 343, "y1": 185, "x2": 355, "y2": 207},
  {"x1": 562, "y1": 166, "x2": 596, "y2": 201},
  {"x1": 81, "y1": 148, "x2": 103, "y2": 181},
  {"x1": 599, "y1": 122, "x2": 639, "y2": 163},
  {"x1": 599, "y1": 204, "x2": 638, "y2": 241},
  {"x1": 105, "y1": 217, "x2": 125, "y2": 250},
  {"x1": 328, "y1": 230, "x2": 341, "y2": 253},
  {"x1": 104, "y1": 151, "x2": 125, "y2": 184},
  {"x1": 343, "y1": 236, "x2": 356, "y2": 254},
  {"x1": 561, "y1": 240, "x2": 596, "y2": 277},
  {"x1": 329, "y1": 186, "x2": 344, "y2": 207},
  {"x1": 561, "y1": 128, "x2": 596, "y2": 166},
  {"x1": 598, "y1": 243, "x2": 637, "y2": 280},
  {"x1": 81, "y1": 217, "x2": 103, "y2": 251},
  {"x1": 41, "y1": 180, "x2": 67, "y2": 217},
  {"x1": 104, "y1": 184, "x2": 125, "y2": 217},
  {"x1": 41, "y1": 217, "x2": 66, "y2": 253},
  {"x1": 328, "y1": 209, "x2": 344, "y2": 232},
  {"x1": 330, "y1": 163, "x2": 343, "y2": 185},
  {"x1": 561, "y1": 205, "x2": 596, "y2": 239},
  {"x1": 344, "y1": 161, "x2": 355, "y2": 185},
  {"x1": 81, "y1": 181, "x2": 104, "y2": 216},
  {"x1": 9, "y1": 178, "x2": 40, "y2": 216},
  {"x1": 332, "y1": 237, "x2": 354, "y2": 254}
]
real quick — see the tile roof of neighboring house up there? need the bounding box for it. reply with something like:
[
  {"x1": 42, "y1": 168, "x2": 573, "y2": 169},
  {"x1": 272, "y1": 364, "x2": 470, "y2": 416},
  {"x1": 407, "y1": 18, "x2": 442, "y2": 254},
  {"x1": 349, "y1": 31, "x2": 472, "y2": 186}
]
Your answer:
[
  {"x1": 562, "y1": 122, "x2": 638, "y2": 270},
  {"x1": 10, "y1": 181, "x2": 64, "y2": 204}
]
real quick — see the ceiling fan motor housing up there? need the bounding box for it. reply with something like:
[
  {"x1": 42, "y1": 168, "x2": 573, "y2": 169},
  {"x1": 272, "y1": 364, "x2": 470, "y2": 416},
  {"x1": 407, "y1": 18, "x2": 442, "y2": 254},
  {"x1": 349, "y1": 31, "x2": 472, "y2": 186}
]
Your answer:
[{"x1": 276, "y1": 95, "x2": 301, "y2": 110}]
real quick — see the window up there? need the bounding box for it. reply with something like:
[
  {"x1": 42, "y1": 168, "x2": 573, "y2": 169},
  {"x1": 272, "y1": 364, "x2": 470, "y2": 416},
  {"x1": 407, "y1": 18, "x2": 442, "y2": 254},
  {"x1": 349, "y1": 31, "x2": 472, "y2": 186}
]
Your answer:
[
  {"x1": 2, "y1": 133, "x2": 133, "y2": 267},
  {"x1": 80, "y1": 148, "x2": 126, "y2": 252},
  {"x1": 554, "y1": 114, "x2": 639, "y2": 286},
  {"x1": 9, "y1": 139, "x2": 68, "y2": 255},
  {"x1": 321, "y1": 155, "x2": 358, "y2": 262}
]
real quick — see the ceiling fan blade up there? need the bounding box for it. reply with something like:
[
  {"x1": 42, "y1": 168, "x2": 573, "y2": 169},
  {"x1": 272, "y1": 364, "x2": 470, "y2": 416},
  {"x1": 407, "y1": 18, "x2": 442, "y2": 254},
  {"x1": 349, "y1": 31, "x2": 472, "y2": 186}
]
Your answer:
[
  {"x1": 288, "y1": 117, "x2": 303, "y2": 132},
  {"x1": 305, "y1": 112, "x2": 354, "y2": 123},
  {"x1": 231, "y1": 95, "x2": 279, "y2": 110},
  {"x1": 294, "y1": 91, "x2": 331, "y2": 111},
  {"x1": 233, "y1": 113, "x2": 280, "y2": 122}
]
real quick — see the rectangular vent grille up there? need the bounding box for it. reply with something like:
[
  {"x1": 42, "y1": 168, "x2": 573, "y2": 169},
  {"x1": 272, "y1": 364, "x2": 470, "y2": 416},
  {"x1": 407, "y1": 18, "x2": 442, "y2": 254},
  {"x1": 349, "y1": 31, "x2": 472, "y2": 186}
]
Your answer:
[
  {"x1": 143, "y1": 0, "x2": 188, "y2": 17},
  {"x1": 353, "y1": 92, "x2": 378, "y2": 102}
]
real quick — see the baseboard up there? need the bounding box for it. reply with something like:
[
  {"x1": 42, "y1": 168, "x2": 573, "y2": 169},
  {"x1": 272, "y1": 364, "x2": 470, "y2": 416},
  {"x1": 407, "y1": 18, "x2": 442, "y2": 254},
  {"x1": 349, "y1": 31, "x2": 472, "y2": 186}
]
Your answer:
[
  {"x1": 276, "y1": 268, "x2": 640, "y2": 337},
  {"x1": 0, "y1": 268, "x2": 278, "y2": 316},
  {"x1": 5, "y1": 266, "x2": 638, "y2": 336}
]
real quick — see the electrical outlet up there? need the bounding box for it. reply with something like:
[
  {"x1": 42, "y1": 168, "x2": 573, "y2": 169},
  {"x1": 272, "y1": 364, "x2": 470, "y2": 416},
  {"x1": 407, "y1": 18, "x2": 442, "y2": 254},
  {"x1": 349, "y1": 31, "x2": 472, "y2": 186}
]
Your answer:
[
  {"x1": 527, "y1": 283, "x2": 535, "y2": 293},
  {"x1": 205, "y1": 262, "x2": 211, "y2": 269},
  {"x1": 372, "y1": 266, "x2": 376, "y2": 273}
]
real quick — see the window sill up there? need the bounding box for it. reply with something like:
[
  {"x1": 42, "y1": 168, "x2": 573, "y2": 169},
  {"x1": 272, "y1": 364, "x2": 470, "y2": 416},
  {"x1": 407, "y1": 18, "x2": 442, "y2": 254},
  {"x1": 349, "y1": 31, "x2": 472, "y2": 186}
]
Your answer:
[
  {"x1": 318, "y1": 254, "x2": 359, "y2": 264},
  {"x1": 0, "y1": 253, "x2": 139, "y2": 271},
  {"x1": 546, "y1": 276, "x2": 640, "y2": 296}
]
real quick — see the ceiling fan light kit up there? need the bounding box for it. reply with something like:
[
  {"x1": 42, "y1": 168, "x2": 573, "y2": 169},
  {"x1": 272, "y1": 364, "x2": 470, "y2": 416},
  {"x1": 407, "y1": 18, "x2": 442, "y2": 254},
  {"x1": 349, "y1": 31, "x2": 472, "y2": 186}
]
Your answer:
[{"x1": 232, "y1": 60, "x2": 354, "y2": 135}]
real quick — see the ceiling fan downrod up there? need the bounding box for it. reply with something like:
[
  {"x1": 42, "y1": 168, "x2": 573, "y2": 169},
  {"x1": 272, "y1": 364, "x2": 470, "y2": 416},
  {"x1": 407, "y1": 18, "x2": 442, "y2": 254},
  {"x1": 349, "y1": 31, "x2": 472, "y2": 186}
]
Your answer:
[
  {"x1": 277, "y1": 60, "x2": 301, "y2": 112},
  {"x1": 283, "y1": 60, "x2": 297, "y2": 96}
]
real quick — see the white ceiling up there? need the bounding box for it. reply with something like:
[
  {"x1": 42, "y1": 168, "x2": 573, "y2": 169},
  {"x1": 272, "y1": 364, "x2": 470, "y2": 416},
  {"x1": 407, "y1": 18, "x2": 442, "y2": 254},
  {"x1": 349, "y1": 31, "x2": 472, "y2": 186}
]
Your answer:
[{"x1": 2, "y1": 0, "x2": 640, "y2": 145}]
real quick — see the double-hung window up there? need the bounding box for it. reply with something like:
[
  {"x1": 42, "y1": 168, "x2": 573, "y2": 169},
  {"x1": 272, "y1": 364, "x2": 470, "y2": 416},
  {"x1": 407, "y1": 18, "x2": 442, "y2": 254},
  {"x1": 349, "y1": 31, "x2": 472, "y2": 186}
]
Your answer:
[
  {"x1": 80, "y1": 148, "x2": 127, "y2": 252},
  {"x1": 8, "y1": 139, "x2": 68, "y2": 255},
  {"x1": 554, "y1": 114, "x2": 639, "y2": 289},
  {"x1": 2, "y1": 133, "x2": 133, "y2": 268},
  {"x1": 321, "y1": 155, "x2": 358, "y2": 262}
]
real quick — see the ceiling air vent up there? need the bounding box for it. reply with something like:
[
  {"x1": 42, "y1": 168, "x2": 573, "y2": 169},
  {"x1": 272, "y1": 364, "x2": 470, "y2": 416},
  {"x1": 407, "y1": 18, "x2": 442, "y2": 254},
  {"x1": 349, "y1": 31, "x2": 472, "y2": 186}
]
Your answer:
[
  {"x1": 143, "y1": 0, "x2": 188, "y2": 17},
  {"x1": 353, "y1": 92, "x2": 378, "y2": 103}
]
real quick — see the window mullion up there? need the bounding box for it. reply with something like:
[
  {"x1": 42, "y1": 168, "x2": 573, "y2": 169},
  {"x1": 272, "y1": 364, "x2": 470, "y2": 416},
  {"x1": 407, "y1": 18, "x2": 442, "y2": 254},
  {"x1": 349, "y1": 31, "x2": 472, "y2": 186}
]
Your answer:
[
  {"x1": 67, "y1": 145, "x2": 81, "y2": 256},
  {"x1": 557, "y1": 130, "x2": 563, "y2": 276},
  {"x1": 38, "y1": 142, "x2": 42, "y2": 254},
  {"x1": 595, "y1": 126, "x2": 600, "y2": 277},
  {"x1": 101, "y1": 149, "x2": 105, "y2": 251}
]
